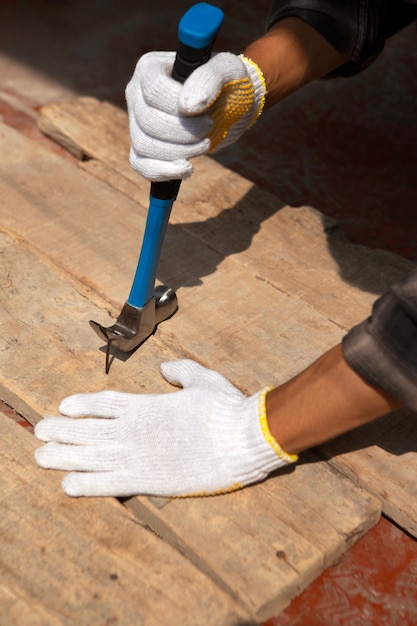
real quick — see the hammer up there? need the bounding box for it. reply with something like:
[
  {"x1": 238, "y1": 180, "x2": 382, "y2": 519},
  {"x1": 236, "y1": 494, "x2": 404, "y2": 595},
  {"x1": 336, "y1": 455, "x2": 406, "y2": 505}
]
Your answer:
[{"x1": 90, "y1": 3, "x2": 224, "y2": 372}]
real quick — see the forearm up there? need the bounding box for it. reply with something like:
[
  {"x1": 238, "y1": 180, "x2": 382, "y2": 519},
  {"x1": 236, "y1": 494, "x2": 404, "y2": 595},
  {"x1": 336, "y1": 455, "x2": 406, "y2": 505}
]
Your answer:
[
  {"x1": 244, "y1": 18, "x2": 349, "y2": 107},
  {"x1": 267, "y1": 343, "x2": 403, "y2": 454}
]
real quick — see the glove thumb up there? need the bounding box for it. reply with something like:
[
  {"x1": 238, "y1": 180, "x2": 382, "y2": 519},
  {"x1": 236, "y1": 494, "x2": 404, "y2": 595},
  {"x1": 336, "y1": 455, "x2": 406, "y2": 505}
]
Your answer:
[
  {"x1": 179, "y1": 52, "x2": 248, "y2": 114},
  {"x1": 160, "y1": 359, "x2": 204, "y2": 388},
  {"x1": 161, "y1": 360, "x2": 246, "y2": 401}
]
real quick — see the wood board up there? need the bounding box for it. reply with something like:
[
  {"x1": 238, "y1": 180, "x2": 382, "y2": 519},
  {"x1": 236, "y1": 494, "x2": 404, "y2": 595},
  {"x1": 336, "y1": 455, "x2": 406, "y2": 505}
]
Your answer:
[
  {"x1": 0, "y1": 119, "x2": 346, "y2": 390},
  {"x1": 0, "y1": 408, "x2": 248, "y2": 626},
  {"x1": 36, "y1": 96, "x2": 417, "y2": 539},
  {"x1": 39, "y1": 98, "x2": 413, "y2": 330},
  {"x1": 0, "y1": 123, "x2": 382, "y2": 619},
  {"x1": 0, "y1": 228, "x2": 177, "y2": 423},
  {"x1": 127, "y1": 454, "x2": 380, "y2": 620},
  {"x1": 319, "y1": 408, "x2": 417, "y2": 537}
]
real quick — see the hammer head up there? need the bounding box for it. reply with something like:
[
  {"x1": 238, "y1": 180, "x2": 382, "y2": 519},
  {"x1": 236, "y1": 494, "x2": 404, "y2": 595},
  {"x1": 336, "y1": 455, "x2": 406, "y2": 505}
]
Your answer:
[{"x1": 90, "y1": 286, "x2": 178, "y2": 371}]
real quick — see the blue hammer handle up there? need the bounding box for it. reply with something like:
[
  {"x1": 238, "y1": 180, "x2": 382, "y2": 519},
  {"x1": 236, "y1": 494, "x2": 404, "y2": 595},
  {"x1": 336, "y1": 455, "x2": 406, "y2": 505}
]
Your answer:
[{"x1": 127, "y1": 3, "x2": 224, "y2": 308}]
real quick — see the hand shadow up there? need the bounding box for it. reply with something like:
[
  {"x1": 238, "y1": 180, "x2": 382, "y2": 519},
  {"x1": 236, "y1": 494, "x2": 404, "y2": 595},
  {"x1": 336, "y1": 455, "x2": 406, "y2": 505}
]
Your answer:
[{"x1": 156, "y1": 185, "x2": 286, "y2": 291}]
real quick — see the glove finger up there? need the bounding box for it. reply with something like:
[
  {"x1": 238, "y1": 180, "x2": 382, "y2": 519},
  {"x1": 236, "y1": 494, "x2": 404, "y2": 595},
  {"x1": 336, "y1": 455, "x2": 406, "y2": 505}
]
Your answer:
[
  {"x1": 61, "y1": 470, "x2": 191, "y2": 498},
  {"x1": 160, "y1": 359, "x2": 238, "y2": 390},
  {"x1": 63, "y1": 470, "x2": 237, "y2": 498},
  {"x1": 58, "y1": 390, "x2": 132, "y2": 419},
  {"x1": 161, "y1": 359, "x2": 245, "y2": 399},
  {"x1": 34, "y1": 416, "x2": 117, "y2": 445},
  {"x1": 160, "y1": 359, "x2": 207, "y2": 388},
  {"x1": 34, "y1": 442, "x2": 124, "y2": 472},
  {"x1": 130, "y1": 51, "x2": 180, "y2": 115},
  {"x1": 129, "y1": 122, "x2": 210, "y2": 161},
  {"x1": 62, "y1": 471, "x2": 141, "y2": 498},
  {"x1": 180, "y1": 52, "x2": 247, "y2": 114},
  {"x1": 129, "y1": 152, "x2": 194, "y2": 182},
  {"x1": 128, "y1": 87, "x2": 212, "y2": 144}
]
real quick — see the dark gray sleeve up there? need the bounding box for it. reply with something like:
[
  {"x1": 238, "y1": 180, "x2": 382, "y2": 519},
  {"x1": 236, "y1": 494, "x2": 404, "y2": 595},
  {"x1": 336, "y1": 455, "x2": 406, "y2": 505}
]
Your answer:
[
  {"x1": 342, "y1": 269, "x2": 417, "y2": 411},
  {"x1": 266, "y1": 0, "x2": 416, "y2": 76}
]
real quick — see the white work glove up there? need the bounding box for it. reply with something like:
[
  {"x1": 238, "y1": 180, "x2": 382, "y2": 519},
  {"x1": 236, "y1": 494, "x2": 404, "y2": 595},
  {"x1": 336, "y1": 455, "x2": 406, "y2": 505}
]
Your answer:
[
  {"x1": 126, "y1": 51, "x2": 267, "y2": 181},
  {"x1": 34, "y1": 360, "x2": 297, "y2": 498}
]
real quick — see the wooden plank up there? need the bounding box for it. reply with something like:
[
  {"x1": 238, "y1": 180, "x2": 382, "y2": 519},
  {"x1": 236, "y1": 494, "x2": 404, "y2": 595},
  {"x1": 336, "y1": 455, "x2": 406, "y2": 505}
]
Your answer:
[
  {"x1": 319, "y1": 408, "x2": 417, "y2": 538},
  {"x1": 38, "y1": 97, "x2": 414, "y2": 330},
  {"x1": 0, "y1": 133, "x2": 382, "y2": 618},
  {"x1": 36, "y1": 98, "x2": 417, "y2": 540},
  {"x1": 128, "y1": 452, "x2": 380, "y2": 620},
  {"x1": 0, "y1": 410, "x2": 248, "y2": 626},
  {"x1": 0, "y1": 120, "x2": 345, "y2": 392},
  {"x1": 37, "y1": 96, "x2": 131, "y2": 162},
  {"x1": 0, "y1": 230, "x2": 176, "y2": 424}
]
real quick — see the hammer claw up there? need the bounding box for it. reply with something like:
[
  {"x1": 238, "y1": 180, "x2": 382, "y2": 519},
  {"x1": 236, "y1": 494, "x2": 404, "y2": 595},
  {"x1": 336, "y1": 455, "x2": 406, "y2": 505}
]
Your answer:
[{"x1": 90, "y1": 286, "x2": 178, "y2": 372}]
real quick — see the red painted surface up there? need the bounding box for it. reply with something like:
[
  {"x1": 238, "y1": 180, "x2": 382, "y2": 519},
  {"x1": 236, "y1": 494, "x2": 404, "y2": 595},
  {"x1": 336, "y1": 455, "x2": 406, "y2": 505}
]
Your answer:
[
  {"x1": 264, "y1": 516, "x2": 417, "y2": 625},
  {"x1": 0, "y1": 400, "x2": 33, "y2": 433},
  {"x1": 0, "y1": 89, "x2": 77, "y2": 162}
]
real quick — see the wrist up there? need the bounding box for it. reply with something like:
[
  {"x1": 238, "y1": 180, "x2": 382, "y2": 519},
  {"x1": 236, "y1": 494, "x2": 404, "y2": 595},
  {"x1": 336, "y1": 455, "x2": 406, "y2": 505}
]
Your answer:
[
  {"x1": 258, "y1": 387, "x2": 298, "y2": 464},
  {"x1": 243, "y1": 18, "x2": 349, "y2": 108},
  {"x1": 265, "y1": 344, "x2": 403, "y2": 455}
]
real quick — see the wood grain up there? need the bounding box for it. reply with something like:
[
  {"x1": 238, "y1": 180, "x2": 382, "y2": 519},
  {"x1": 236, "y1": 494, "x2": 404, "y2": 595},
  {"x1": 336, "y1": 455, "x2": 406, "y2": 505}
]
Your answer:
[
  {"x1": 128, "y1": 453, "x2": 380, "y2": 620},
  {"x1": 0, "y1": 410, "x2": 248, "y2": 626},
  {"x1": 35, "y1": 98, "x2": 417, "y2": 538},
  {"x1": 0, "y1": 115, "x2": 383, "y2": 619}
]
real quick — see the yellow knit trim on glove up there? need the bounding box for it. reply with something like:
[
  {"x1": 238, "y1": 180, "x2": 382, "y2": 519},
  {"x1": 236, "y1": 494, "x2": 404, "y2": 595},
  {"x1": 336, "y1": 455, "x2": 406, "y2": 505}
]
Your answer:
[
  {"x1": 258, "y1": 386, "x2": 299, "y2": 464},
  {"x1": 206, "y1": 56, "x2": 266, "y2": 152},
  {"x1": 207, "y1": 76, "x2": 255, "y2": 151},
  {"x1": 173, "y1": 482, "x2": 243, "y2": 499},
  {"x1": 239, "y1": 54, "x2": 267, "y2": 126}
]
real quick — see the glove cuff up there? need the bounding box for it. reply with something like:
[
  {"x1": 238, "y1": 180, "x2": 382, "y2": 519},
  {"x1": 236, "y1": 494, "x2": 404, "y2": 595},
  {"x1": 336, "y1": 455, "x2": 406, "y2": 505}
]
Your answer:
[
  {"x1": 258, "y1": 386, "x2": 299, "y2": 464},
  {"x1": 239, "y1": 55, "x2": 267, "y2": 127}
]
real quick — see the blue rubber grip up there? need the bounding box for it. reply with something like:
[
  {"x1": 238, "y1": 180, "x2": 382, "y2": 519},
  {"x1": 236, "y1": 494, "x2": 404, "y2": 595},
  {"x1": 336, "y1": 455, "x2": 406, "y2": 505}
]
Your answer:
[
  {"x1": 127, "y1": 3, "x2": 224, "y2": 309},
  {"x1": 178, "y1": 3, "x2": 224, "y2": 48},
  {"x1": 128, "y1": 195, "x2": 175, "y2": 306}
]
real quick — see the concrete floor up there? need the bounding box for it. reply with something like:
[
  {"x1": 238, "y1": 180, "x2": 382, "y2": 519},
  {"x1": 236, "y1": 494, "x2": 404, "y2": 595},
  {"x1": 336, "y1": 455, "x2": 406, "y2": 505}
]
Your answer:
[{"x1": 1, "y1": 1, "x2": 417, "y2": 623}]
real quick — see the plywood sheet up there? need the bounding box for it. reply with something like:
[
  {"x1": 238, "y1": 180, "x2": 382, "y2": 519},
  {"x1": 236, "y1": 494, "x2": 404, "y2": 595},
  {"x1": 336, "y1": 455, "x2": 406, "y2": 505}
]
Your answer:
[{"x1": 0, "y1": 409, "x2": 248, "y2": 626}]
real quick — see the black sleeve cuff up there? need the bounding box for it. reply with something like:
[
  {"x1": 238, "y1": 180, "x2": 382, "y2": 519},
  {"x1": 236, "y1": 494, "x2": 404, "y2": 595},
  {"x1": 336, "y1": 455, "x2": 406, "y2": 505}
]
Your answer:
[
  {"x1": 343, "y1": 269, "x2": 417, "y2": 411},
  {"x1": 266, "y1": 0, "x2": 416, "y2": 77}
]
